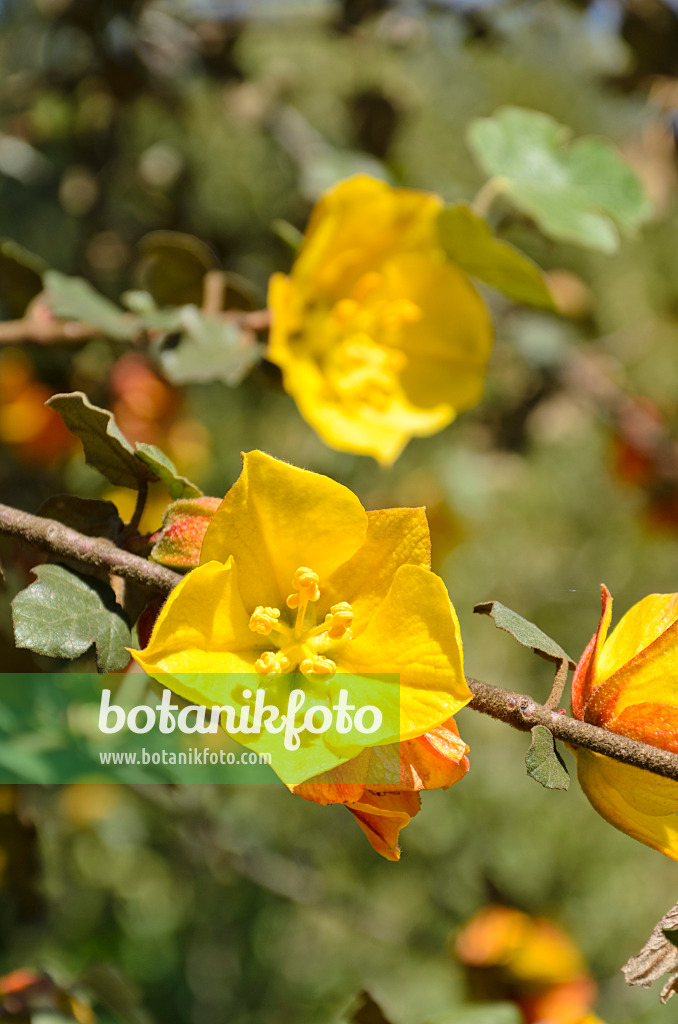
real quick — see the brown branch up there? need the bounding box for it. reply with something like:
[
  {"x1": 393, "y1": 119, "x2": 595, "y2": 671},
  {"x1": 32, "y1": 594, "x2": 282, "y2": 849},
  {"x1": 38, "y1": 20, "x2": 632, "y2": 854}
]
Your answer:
[
  {"x1": 0, "y1": 502, "x2": 181, "y2": 594},
  {"x1": 2, "y1": 500, "x2": 678, "y2": 783},
  {"x1": 0, "y1": 306, "x2": 271, "y2": 346},
  {"x1": 466, "y1": 677, "x2": 678, "y2": 783},
  {"x1": 0, "y1": 317, "x2": 103, "y2": 345}
]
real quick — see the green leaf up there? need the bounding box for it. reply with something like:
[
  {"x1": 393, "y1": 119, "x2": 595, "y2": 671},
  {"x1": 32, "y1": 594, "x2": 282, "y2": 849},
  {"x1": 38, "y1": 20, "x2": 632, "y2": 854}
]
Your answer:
[
  {"x1": 0, "y1": 238, "x2": 46, "y2": 317},
  {"x1": 525, "y1": 725, "x2": 570, "y2": 790},
  {"x1": 473, "y1": 600, "x2": 575, "y2": 667},
  {"x1": 271, "y1": 218, "x2": 304, "y2": 252},
  {"x1": 12, "y1": 564, "x2": 132, "y2": 672},
  {"x1": 158, "y1": 306, "x2": 261, "y2": 386},
  {"x1": 44, "y1": 270, "x2": 135, "y2": 340},
  {"x1": 466, "y1": 107, "x2": 652, "y2": 252},
  {"x1": 46, "y1": 391, "x2": 152, "y2": 489},
  {"x1": 136, "y1": 230, "x2": 217, "y2": 307},
  {"x1": 135, "y1": 443, "x2": 202, "y2": 500},
  {"x1": 437, "y1": 204, "x2": 555, "y2": 309},
  {"x1": 46, "y1": 392, "x2": 203, "y2": 503},
  {"x1": 37, "y1": 495, "x2": 124, "y2": 540},
  {"x1": 351, "y1": 992, "x2": 394, "y2": 1024}
]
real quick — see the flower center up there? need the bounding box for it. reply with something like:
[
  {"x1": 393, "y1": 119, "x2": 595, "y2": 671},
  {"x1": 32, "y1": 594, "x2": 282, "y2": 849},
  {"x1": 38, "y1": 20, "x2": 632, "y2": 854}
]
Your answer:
[
  {"x1": 322, "y1": 272, "x2": 419, "y2": 409},
  {"x1": 249, "y1": 567, "x2": 353, "y2": 680}
]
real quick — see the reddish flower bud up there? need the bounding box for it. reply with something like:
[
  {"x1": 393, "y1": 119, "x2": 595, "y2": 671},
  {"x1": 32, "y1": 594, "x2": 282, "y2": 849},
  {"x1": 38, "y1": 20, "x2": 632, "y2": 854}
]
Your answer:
[{"x1": 149, "y1": 496, "x2": 222, "y2": 569}]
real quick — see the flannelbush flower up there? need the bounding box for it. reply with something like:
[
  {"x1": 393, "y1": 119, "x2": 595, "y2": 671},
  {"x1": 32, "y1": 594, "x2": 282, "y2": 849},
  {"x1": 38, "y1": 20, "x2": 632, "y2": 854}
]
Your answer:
[
  {"x1": 454, "y1": 905, "x2": 600, "y2": 1024},
  {"x1": 267, "y1": 176, "x2": 493, "y2": 465},
  {"x1": 572, "y1": 584, "x2": 678, "y2": 860},
  {"x1": 131, "y1": 450, "x2": 471, "y2": 858}
]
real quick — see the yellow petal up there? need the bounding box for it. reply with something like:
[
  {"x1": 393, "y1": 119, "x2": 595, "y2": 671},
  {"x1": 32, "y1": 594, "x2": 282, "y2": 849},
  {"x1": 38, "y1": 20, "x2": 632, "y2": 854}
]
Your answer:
[
  {"x1": 130, "y1": 558, "x2": 259, "y2": 688},
  {"x1": 267, "y1": 176, "x2": 493, "y2": 465},
  {"x1": 131, "y1": 559, "x2": 370, "y2": 785},
  {"x1": 320, "y1": 507, "x2": 431, "y2": 629},
  {"x1": 294, "y1": 175, "x2": 442, "y2": 299},
  {"x1": 576, "y1": 748, "x2": 678, "y2": 861},
  {"x1": 200, "y1": 450, "x2": 367, "y2": 610},
  {"x1": 385, "y1": 252, "x2": 493, "y2": 414},
  {"x1": 587, "y1": 594, "x2": 678, "y2": 723},
  {"x1": 597, "y1": 592, "x2": 678, "y2": 684},
  {"x1": 334, "y1": 563, "x2": 471, "y2": 740},
  {"x1": 274, "y1": 350, "x2": 451, "y2": 465}
]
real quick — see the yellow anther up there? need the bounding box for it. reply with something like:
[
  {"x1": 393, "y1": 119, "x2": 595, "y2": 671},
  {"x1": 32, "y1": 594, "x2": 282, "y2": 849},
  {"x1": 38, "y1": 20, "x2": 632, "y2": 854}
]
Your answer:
[
  {"x1": 325, "y1": 602, "x2": 354, "y2": 639},
  {"x1": 286, "y1": 566, "x2": 320, "y2": 608},
  {"x1": 382, "y1": 299, "x2": 422, "y2": 329},
  {"x1": 300, "y1": 655, "x2": 336, "y2": 679},
  {"x1": 249, "y1": 606, "x2": 281, "y2": 636},
  {"x1": 351, "y1": 271, "x2": 383, "y2": 301},
  {"x1": 332, "y1": 298, "x2": 359, "y2": 324},
  {"x1": 254, "y1": 651, "x2": 290, "y2": 675}
]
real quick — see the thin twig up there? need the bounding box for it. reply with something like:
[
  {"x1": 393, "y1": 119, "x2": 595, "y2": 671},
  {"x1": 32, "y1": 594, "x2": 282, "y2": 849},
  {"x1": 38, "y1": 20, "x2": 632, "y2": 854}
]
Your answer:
[
  {"x1": 120, "y1": 481, "x2": 148, "y2": 544},
  {"x1": 0, "y1": 306, "x2": 270, "y2": 347},
  {"x1": 2, "y1": 500, "x2": 678, "y2": 782},
  {"x1": 545, "y1": 657, "x2": 570, "y2": 710},
  {"x1": 0, "y1": 502, "x2": 181, "y2": 594},
  {"x1": 471, "y1": 176, "x2": 507, "y2": 218},
  {"x1": 0, "y1": 318, "x2": 103, "y2": 345},
  {"x1": 202, "y1": 270, "x2": 227, "y2": 315}
]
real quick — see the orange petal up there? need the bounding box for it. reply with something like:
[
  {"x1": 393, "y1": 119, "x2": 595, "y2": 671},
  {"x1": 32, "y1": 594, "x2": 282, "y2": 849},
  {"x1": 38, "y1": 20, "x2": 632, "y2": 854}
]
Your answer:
[
  {"x1": 607, "y1": 702, "x2": 678, "y2": 754},
  {"x1": 346, "y1": 789, "x2": 422, "y2": 861},
  {"x1": 571, "y1": 585, "x2": 612, "y2": 721},
  {"x1": 399, "y1": 718, "x2": 470, "y2": 791},
  {"x1": 290, "y1": 716, "x2": 468, "y2": 802}
]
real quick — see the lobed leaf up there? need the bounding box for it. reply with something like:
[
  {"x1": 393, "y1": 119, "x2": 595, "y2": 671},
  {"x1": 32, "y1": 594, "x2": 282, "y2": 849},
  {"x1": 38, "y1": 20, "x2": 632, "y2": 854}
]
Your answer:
[
  {"x1": 46, "y1": 391, "x2": 152, "y2": 489},
  {"x1": 12, "y1": 564, "x2": 132, "y2": 672},
  {"x1": 158, "y1": 306, "x2": 261, "y2": 387},
  {"x1": 467, "y1": 107, "x2": 652, "y2": 252},
  {"x1": 44, "y1": 270, "x2": 135, "y2": 340},
  {"x1": 46, "y1": 392, "x2": 202, "y2": 498}
]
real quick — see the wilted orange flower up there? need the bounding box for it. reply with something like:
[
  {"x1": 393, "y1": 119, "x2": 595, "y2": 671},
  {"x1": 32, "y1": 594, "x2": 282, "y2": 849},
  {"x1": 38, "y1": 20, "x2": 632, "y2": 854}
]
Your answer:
[
  {"x1": 267, "y1": 175, "x2": 493, "y2": 465},
  {"x1": 455, "y1": 905, "x2": 599, "y2": 1024},
  {"x1": 572, "y1": 585, "x2": 678, "y2": 860},
  {"x1": 291, "y1": 715, "x2": 469, "y2": 860}
]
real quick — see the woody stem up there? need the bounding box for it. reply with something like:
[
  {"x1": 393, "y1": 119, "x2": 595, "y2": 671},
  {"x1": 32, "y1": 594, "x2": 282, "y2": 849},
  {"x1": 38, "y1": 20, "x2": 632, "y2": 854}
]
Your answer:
[{"x1": 2, "y1": 499, "x2": 678, "y2": 783}]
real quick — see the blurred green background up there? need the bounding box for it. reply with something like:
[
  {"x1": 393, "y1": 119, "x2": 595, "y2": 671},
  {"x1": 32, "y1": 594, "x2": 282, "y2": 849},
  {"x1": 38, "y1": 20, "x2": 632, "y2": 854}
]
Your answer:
[{"x1": 2, "y1": 1, "x2": 678, "y2": 1022}]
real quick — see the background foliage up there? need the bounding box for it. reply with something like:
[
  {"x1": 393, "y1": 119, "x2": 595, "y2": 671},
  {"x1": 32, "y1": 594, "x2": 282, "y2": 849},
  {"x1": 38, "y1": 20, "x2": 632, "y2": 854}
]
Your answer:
[{"x1": 2, "y1": 0, "x2": 678, "y2": 1022}]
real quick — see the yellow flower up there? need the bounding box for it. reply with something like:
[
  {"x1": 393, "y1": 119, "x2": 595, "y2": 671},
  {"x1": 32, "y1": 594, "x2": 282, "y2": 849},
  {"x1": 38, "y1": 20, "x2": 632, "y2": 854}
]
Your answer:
[
  {"x1": 267, "y1": 176, "x2": 493, "y2": 465},
  {"x1": 572, "y1": 585, "x2": 678, "y2": 860},
  {"x1": 131, "y1": 451, "x2": 471, "y2": 800},
  {"x1": 454, "y1": 906, "x2": 600, "y2": 1024}
]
